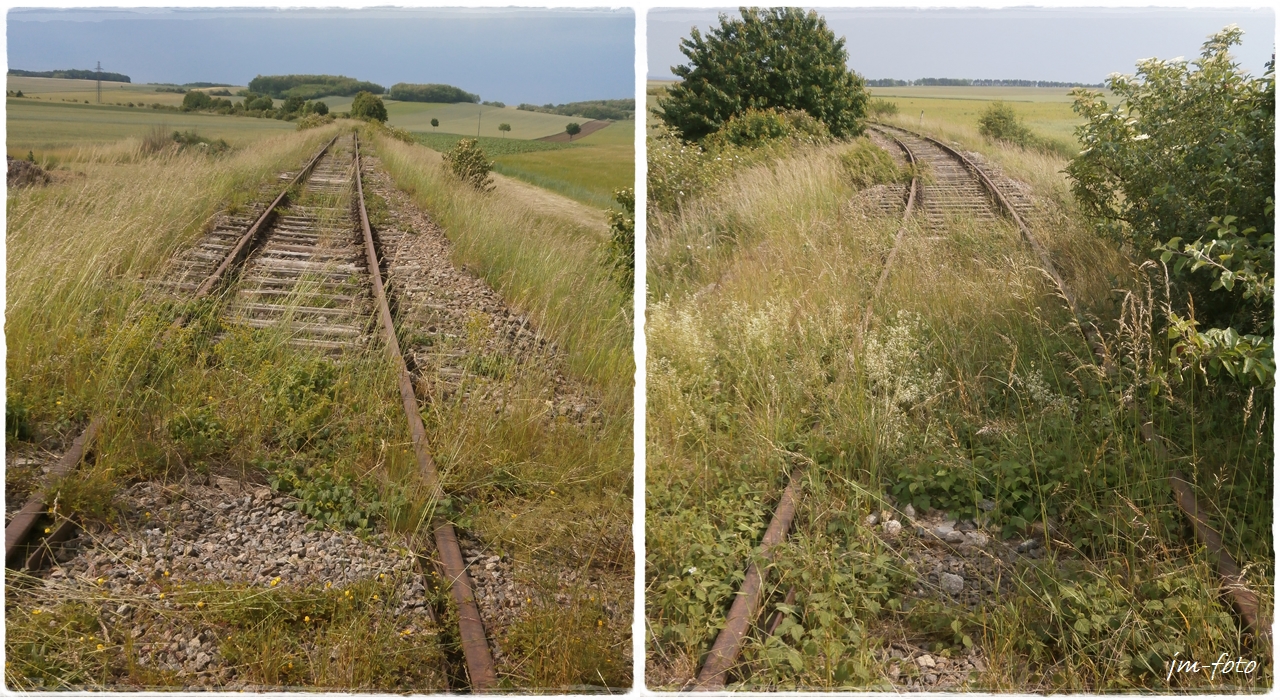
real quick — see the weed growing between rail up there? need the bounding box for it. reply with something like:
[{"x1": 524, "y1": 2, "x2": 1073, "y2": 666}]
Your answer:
[
  {"x1": 646, "y1": 125, "x2": 1272, "y2": 690},
  {"x1": 5, "y1": 125, "x2": 475, "y2": 688},
  {"x1": 6, "y1": 570, "x2": 450, "y2": 690}
]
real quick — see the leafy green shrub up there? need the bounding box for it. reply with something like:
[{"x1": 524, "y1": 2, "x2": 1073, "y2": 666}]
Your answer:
[
  {"x1": 605, "y1": 188, "x2": 635, "y2": 292},
  {"x1": 839, "y1": 136, "x2": 903, "y2": 189},
  {"x1": 170, "y1": 130, "x2": 231, "y2": 154},
  {"x1": 180, "y1": 90, "x2": 212, "y2": 112},
  {"x1": 658, "y1": 7, "x2": 868, "y2": 141},
  {"x1": 350, "y1": 90, "x2": 388, "y2": 123},
  {"x1": 167, "y1": 405, "x2": 228, "y2": 466},
  {"x1": 1068, "y1": 26, "x2": 1274, "y2": 378},
  {"x1": 295, "y1": 113, "x2": 335, "y2": 131},
  {"x1": 977, "y1": 101, "x2": 1032, "y2": 143},
  {"x1": 442, "y1": 138, "x2": 494, "y2": 192},
  {"x1": 265, "y1": 358, "x2": 340, "y2": 451},
  {"x1": 868, "y1": 98, "x2": 898, "y2": 117},
  {"x1": 266, "y1": 460, "x2": 407, "y2": 532},
  {"x1": 702, "y1": 107, "x2": 830, "y2": 151},
  {"x1": 646, "y1": 127, "x2": 733, "y2": 213}
]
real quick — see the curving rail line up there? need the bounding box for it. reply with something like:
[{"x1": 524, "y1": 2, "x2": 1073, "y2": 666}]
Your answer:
[
  {"x1": 693, "y1": 127, "x2": 923, "y2": 691},
  {"x1": 692, "y1": 123, "x2": 1268, "y2": 689}
]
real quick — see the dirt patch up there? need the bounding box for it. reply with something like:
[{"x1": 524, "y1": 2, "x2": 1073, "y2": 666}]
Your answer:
[
  {"x1": 537, "y1": 119, "x2": 612, "y2": 143},
  {"x1": 8, "y1": 157, "x2": 51, "y2": 188}
]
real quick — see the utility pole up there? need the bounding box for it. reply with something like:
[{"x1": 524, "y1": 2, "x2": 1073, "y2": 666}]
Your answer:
[{"x1": 96, "y1": 61, "x2": 101, "y2": 104}]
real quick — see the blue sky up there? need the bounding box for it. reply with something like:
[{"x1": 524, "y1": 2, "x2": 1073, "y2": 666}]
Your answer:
[
  {"x1": 649, "y1": 7, "x2": 1275, "y2": 83},
  {"x1": 8, "y1": 7, "x2": 634, "y2": 105}
]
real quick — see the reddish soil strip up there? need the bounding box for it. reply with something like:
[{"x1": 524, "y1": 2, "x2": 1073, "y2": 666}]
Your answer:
[{"x1": 536, "y1": 119, "x2": 611, "y2": 142}]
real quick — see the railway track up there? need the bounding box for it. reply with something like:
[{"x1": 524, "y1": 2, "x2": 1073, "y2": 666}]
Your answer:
[
  {"x1": 5, "y1": 131, "x2": 498, "y2": 691},
  {"x1": 692, "y1": 122, "x2": 1084, "y2": 690},
  {"x1": 692, "y1": 122, "x2": 1268, "y2": 688}
]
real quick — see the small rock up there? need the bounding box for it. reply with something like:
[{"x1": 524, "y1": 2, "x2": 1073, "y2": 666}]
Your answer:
[
  {"x1": 916, "y1": 654, "x2": 936, "y2": 669},
  {"x1": 973, "y1": 657, "x2": 987, "y2": 672},
  {"x1": 903, "y1": 504, "x2": 916, "y2": 519},
  {"x1": 978, "y1": 499, "x2": 995, "y2": 512},
  {"x1": 864, "y1": 513, "x2": 879, "y2": 527},
  {"x1": 1016, "y1": 539, "x2": 1038, "y2": 553},
  {"x1": 943, "y1": 531, "x2": 967, "y2": 544},
  {"x1": 883, "y1": 520, "x2": 902, "y2": 536},
  {"x1": 940, "y1": 572, "x2": 964, "y2": 595}
]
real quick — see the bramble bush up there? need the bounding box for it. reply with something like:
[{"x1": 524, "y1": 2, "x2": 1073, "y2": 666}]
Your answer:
[{"x1": 1067, "y1": 26, "x2": 1274, "y2": 385}]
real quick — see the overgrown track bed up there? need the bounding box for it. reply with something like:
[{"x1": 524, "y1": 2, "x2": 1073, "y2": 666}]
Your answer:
[
  {"x1": 689, "y1": 136, "x2": 922, "y2": 691},
  {"x1": 5, "y1": 132, "x2": 500, "y2": 691},
  {"x1": 691, "y1": 124, "x2": 1063, "y2": 690}
]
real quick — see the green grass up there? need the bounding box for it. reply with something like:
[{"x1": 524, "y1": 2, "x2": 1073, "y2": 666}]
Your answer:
[
  {"x1": 371, "y1": 129, "x2": 632, "y2": 689},
  {"x1": 867, "y1": 86, "x2": 1089, "y2": 148},
  {"x1": 646, "y1": 93, "x2": 1272, "y2": 691},
  {"x1": 7, "y1": 99, "x2": 296, "y2": 156},
  {"x1": 413, "y1": 121, "x2": 635, "y2": 210},
  {"x1": 383, "y1": 101, "x2": 574, "y2": 139}
]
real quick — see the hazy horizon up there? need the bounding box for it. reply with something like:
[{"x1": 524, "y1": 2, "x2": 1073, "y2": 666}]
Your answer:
[
  {"x1": 649, "y1": 7, "x2": 1275, "y2": 84},
  {"x1": 8, "y1": 7, "x2": 634, "y2": 105}
]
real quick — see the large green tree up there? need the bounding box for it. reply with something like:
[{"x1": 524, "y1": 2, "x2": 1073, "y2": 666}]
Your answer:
[
  {"x1": 1067, "y1": 26, "x2": 1274, "y2": 384},
  {"x1": 658, "y1": 7, "x2": 868, "y2": 142}
]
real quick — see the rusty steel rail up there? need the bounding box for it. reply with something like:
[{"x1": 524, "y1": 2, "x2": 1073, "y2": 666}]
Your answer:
[
  {"x1": 693, "y1": 134, "x2": 920, "y2": 690},
  {"x1": 881, "y1": 122, "x2": 1267, "y2": 640},
  {"x1": 4, "y1": 135, "x2": 340, "y2": 569},
  {"x1": 193, "y1": 134, "x2": 340, "y2": 299},
  {"x1": 353, "y1": 134, "x2": 497, "y2": 690},
  {"x1": 1168, "y1": 469, "x2": 1269, "y2": 638}
]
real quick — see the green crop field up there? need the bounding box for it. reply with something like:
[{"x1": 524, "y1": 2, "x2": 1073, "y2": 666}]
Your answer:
[
  {"x1": 413, "y1": 120, "x2": 634, "y2": 209},
  {"x1": 6, "y1": 99, "x2": 298, "y2": 156},
  {"x1": 385, "y1": 101, "x2": 574, "y2": 139},
  {"x1": 868, "y1": 85, "x2": 1096, "y2": 145}
]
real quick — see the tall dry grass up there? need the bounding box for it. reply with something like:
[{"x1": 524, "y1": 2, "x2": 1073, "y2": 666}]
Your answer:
[
  {"x1": 7, "y1": 127, "x2": 341, "y2": 423},
  {"x1": 646, "y1": 128, "x2": 1271, "y2": 689},
  {"x1": 369, "y1": 129, "x2": 633, "y2": 689},
  {"x1": 371, "y1": 131, "x2": 631, "y2": 405}
]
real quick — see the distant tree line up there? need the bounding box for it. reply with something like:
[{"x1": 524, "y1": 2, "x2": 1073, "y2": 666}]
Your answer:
[
  {"x1": 388, "y1": 83, "x2": 479, "y2": 103},
  {"x1": 180, "y1": 89, "x2": 328, "y2": 120},
  {"x1": 9, "y1": 68, "x2": 131, "y2": 83},
  {"x1": 248, "y1": 74, "x2": 385, "y2": 100},
  {"x1": 517, "y1": 98, "x2": 635, "y2": 121},
  {"x1": 866, "y1": 77, "x2": 1105, "y2": 88}
]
